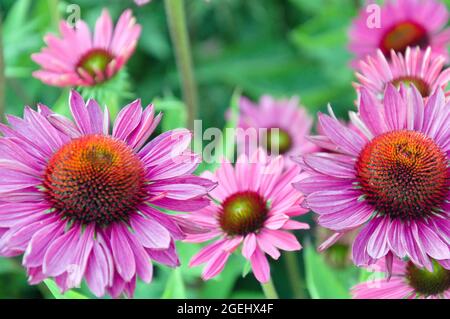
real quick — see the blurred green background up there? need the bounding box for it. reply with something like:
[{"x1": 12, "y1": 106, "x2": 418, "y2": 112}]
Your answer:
[{"x1": 0, "y1": 0, "x2": 409, "y2": 299}]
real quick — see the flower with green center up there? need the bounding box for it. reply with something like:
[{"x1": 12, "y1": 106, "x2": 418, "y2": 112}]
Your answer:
[
  {"x1": 32, "y1": 9, "x2": 141, "y2": 87},
  {"x1": 183, "y1": 151, "x2": 309, "y2": 283},
  {"x1": 220, "y1": 191, "x2": 268, "y2": 236},
  {"x1": 236, "y1": 95, "x2": 317, "y2": 169},
  {"x1": 264, "y1": 128, "x2": 293, "y2": 155},
  {"x1": 353, "y1": 258, "x2": 450, "y2": 299},
  {"x1": 349, "y1": 0, "x2": 450, "y2": 65},
  {"x1": 355, "y1": 47, "x2": 450, "y2": 99}
]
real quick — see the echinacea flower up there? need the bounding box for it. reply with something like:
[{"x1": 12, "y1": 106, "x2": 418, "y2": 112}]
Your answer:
[
  {"x1": 352, "y1": 258, "x2": 450, "y2": 299},
  {"x1": 32, "y1": 9, "x2": 141, "y2": 87},
  {"x1": 349, "y1": 0, "x2": 450, "y2": 64},
  {"x1": 182, "y1": 150, "x2": 309, "y2": 283},
  {"x1": 0, "y1": 90, "x2": 214, "y2": 297},
  {"x1": 354, "y1": 47, "x2": 450, "y2": 98},
  {"x1": 294, "y1": 85, "x2": 450, "y2": 272},
  {"x1": 236, "y1": 96, "x2": 317, "y2": 168}
]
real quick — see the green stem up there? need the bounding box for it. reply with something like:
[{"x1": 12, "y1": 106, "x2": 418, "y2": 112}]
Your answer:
[
  {"x1": 47, "y1": 0, "x2": 60, "y2": 30},
  {"x1": 284, "y1": 251, "x2": 307, "y2": 299},
  {"x1": 261, "y1": 279, "x2": 279, "y2": 299},
  {"x1": 164, "y1": 0, "x2": 199, "y2": 131},
  {"x1": 0, "y1": 15, "x2": 5, "y2": 122}
]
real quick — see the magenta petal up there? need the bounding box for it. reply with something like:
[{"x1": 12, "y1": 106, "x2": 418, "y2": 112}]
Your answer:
[
  {"x1": 125, "y1": 231, "x2": 153, "y2": 283},
  {"x1": 352, "y1": 219, "x2": 380, "y2": 266},
  {"x1": 189, "y1": 239, "x2": 225, "y2": 267},
  {"x1": 94, "y1": 9, "x2": 113, "y2": 48},
  {"x1": 130, "y1": 214, "x2": 171, "y2": 249},
  {"x1": 69, "y1": 90, "x2": 91, "y2": 134},
  {"x1": 359, "y1": 88, "x2": 388, "y2": 135},
  {"x1": 140, "y1": 206, "x2": 185, "y2": 240},
  {"x1": 256, "y1": 234, "x2": 280, "y2": 260},
  {"x1": 139, "y1": 129, "x2": 192, "y2": 167},
  {"x1": 318, "y1": 113, "x2": 366, "y2": 156},
  {"x1": 86, "y1": 99, "x2": 104, "y2": 134},
  {"x1": 66, "y1": 225, "x2": 95, "y2": 288},
  {"x1": 43, "y1": 225, "x2": 80, "y2": 276},
  {"x1": 112, "y1": 99, "x2": 142, "y2": 141},
  {"x1": 306, "y1": 190, "x2": 362, "y2": 215},
  {"x1": 250, "y1": 248, "x2": 270, "y2": 283},
  {"x1": 259, "y1": 229, "x2": 300, "y2": 251},
  {"x1": 303, "y1": 154, "x2": 355, "y2": 179},
  {"x1": 47, "y1": 114, "x2": 82, "y2": 138},
  {"x1": 383, "y1": 84, "x2": 406, "y2": 131},
  {"x1": 264, "y1": 214, "x2": 289, "y2": 230},
  {"x1": 85, "y1": 238, "x2": 112, "y2": 297},
  {"x1": 293, "y1": 175, "x2": 354, "y2": 195},
  {"x1": 23, "y1": 220, "x2": 65, "y2": 267},
  {"x1": 242, "y1": 234, "x2": 257, "y2": 259},
  {"x1": 416, "y1": 220, "x2": 450, "y2": 260},
  {"x1": 201, "y1": 250, "x2": 230, "y2": 280},
  {"x1": 146, "y1": 240, "x2": 180, "y2": 267},
  {"x1": 366, "y1": 217, "x2": 389, "y2": 259},
  {"x1": 110, "y1": 224, "x2": 136, "y2": 282}
]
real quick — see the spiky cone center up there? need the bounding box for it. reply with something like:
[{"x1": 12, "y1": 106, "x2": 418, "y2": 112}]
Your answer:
[
  {"x1": 356, "y1": 130, "x2": 448, "y2": 220},
  {"x1": 76, "y1": 49, "x2": 114, "y2": 82},
  {"x1": 264, "y1": 128, "x2": 292, "y2": 155},
  {"x1": 44, "y1": 134, "x2": 147, "y2": 226},
  {"x1": 380, "y1": 21, "x2": 429, "y2": 56},
  {"x1": 406, "y1": 260, "x2": 450, "y2": 296},
  {"x1": 219, "y1": 191, "x2": 268, "y2": 236}
]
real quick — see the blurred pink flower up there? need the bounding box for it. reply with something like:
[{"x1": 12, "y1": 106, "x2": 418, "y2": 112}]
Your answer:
[
  {"x1": 182, "y1": 150, "x2": 309, "y2": 283},
  {"x1": 349, "y1": 0, "x2": 450, "y2": 65},
  {"x1": 32, "y1": 9, "x2": 141, "y2": 87},
  {"x1": 236, "y1": 95, "x2": 317, "y2": 169},
  {"x1": 0, "y1": 90, "x2": 214, "y2": 297},
  {"x1": 354, "y1": 47, "x2": 450, "y2": 98}
]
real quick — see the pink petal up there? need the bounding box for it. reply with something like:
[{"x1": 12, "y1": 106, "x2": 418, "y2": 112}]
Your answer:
[
  {"x1": 250, "y1": 248, "x2": 270, "y2": 283},
  {"x1": 110, "y1": 224, "x2": 136, "y2": 281}
]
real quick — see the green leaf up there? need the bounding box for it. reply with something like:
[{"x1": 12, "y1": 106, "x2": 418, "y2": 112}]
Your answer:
[
  {"x1": 197, "y1": 87, "x2": 240, "y2": 173},
  {"x1": 43, "y1": 279, "x2": 88, "y2": 299},
  {"x1": 161, "y1": 268, "x2": 186, "y2": 299},
  {"x1": 304, "y1": 243, "x2": 350, "y2": 299},
  {"x1": 79, "y1": 69, "x2": 133, "y2": 119},
  {"x1": 199, "y1": 254, "x2": 244, "y2": 299},
  {"x1": 152, "y1": 97, "x2": 187, "y2": 131},
  {"x1": 53, "y1": 88, "x2": 71, "y2": 118},
  {"x1": 242, "y1": 260, "x2": 252, "y2": 278}
]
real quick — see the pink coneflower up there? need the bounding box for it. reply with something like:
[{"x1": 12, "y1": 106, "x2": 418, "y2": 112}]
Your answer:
[
  {"x1": 354, "y1": 47, "x2": 450, "y2": 98},
  {"x1": 294, "y1": 85, "x2": 450, "y2": 272},
  {"x1": 182, "y1": 151, "x2": 309, "y2": 283},
  {"x1": 352, "y1": 258, "x2": 450, "y2": 299},
  {"x1": 349, "y1": 0, "x2": 450, "y2": 64},
  {"x1": 32, "y1": 9, "x2": 141, "y2": 87},
  {"x1": 0, "y1": 90, "x2": 214, "y2": 297},
  {"x1": 237, "y1": 95, "x2": 317, "y2": 169}
]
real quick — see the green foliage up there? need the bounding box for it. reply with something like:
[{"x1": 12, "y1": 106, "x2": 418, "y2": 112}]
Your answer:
[
  {"x1": 304, "y1": 243, "x2": 354, "y2": 299},
  {"x1": 43, "y1": 279, "x2": 88, "y2": 299}
]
